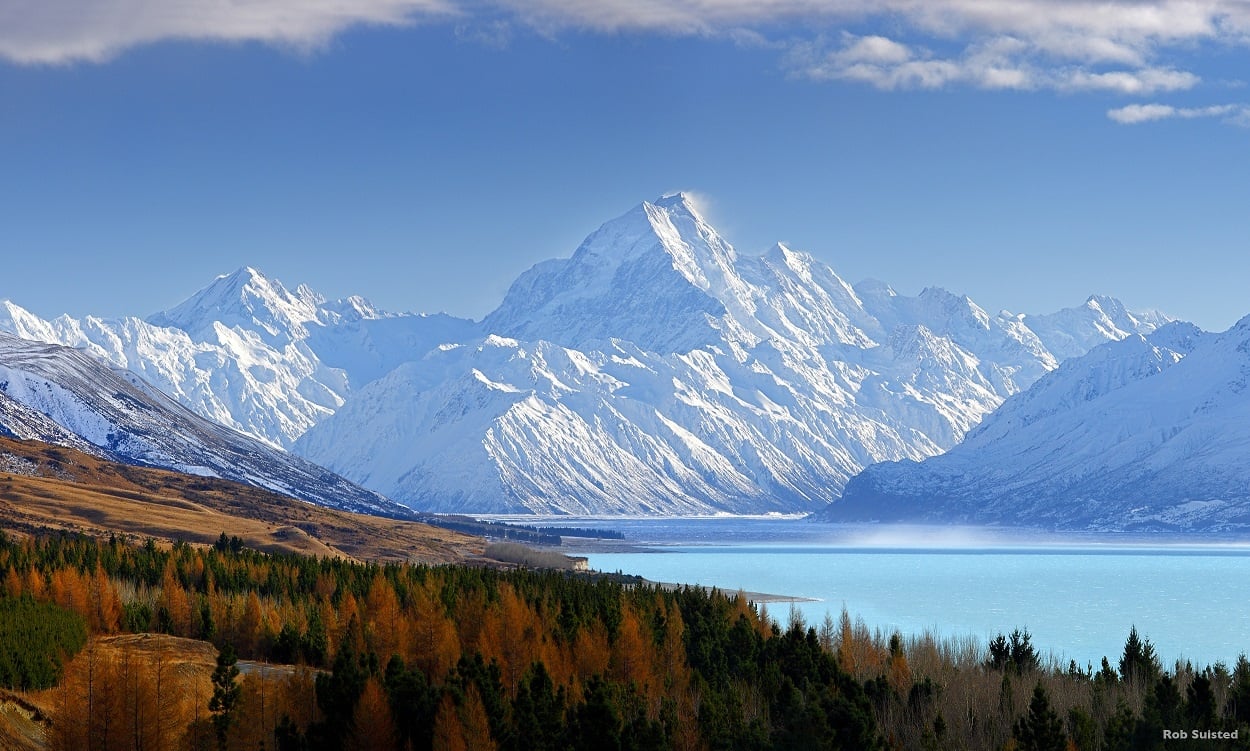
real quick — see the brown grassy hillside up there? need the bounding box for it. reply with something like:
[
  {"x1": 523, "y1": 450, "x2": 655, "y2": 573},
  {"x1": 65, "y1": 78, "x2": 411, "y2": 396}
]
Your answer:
[{"x1": 0, "y1": 436, "x2": 482, "y2": 564}]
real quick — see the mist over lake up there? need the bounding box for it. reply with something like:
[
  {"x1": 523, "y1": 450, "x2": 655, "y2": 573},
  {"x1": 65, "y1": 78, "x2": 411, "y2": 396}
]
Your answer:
[{"x1": 544, "y1": 517, "x2": 1250, "y2": 669}]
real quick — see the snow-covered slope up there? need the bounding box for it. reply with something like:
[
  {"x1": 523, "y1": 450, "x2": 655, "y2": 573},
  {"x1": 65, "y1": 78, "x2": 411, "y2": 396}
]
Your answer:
[
  {"x1": 0, "y1": 389, "x2": 112, "y2": 458},
  {"x1": 0, "y1": 268, "x2": 475, "y2": 448},
  {"x1": 297, "y1": 194, "x2": 1167, "y2": 514},
  {"x1": 0, "y1": 332, "x2": 406, "y2": 516},
  {"x1": 296, "y1": 334, "x2": 894, "y2": 514},
  {"x1": 826, "y1": 319, "x2": 1250, "y2": 530}
]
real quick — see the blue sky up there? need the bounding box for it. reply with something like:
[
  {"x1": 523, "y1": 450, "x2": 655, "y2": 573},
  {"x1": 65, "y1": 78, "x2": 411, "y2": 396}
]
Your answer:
[{"x1": 2, "y1": 1, "x2": 1248, "y2": 331}]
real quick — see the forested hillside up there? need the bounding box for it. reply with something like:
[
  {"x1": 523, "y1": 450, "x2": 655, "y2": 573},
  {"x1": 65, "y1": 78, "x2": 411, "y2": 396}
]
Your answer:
[
  {"x1": 0, "y1": 529, "x2": 1247, "y2": 750},
  {"x1": 0, "y1": 530, "x2": 879, "y2": 750}
]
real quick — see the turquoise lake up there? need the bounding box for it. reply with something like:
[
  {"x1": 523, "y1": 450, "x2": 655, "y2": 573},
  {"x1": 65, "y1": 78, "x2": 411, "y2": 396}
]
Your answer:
[{"x1": 545, "y1": 517, "x2": 1250, "y2": 670}]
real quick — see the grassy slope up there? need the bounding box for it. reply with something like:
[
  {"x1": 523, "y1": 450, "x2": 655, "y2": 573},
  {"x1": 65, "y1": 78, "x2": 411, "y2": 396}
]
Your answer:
[{"x1": 0, "y1": 436, "x2": 483, "y2": 564}]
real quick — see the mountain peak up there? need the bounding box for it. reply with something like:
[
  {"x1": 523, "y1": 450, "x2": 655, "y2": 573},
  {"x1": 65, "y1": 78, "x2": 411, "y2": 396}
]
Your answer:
[
  {"x1": 1084, "y1": 294, "x2": 1125, "y2": 313},
  {"x1": 919, "y1": 286, "x2": 966, "y2": 303},
  {"x1": 1022, "y1": 294, "x2": 1172, "y2": 362},
  {"x1": 212, "y1": 266, "x2": 275, "y2": 294},
  {"x1": 317, "y1": 294, "x2": 384, "y2": 324},
  {"x1": 651, "y1": 191, "x2": 700, "y2": 213},
  {"x1": 186, "y1": 265, "x2": 285, "y2": 305},
  {"x1": 764, "y1": 241, "x2": 796, "y2": 259},
  {"x1": 637, "y1": 193, "x2": 721, "y2": 253},
  {"x1": 226, "y1": 264, "x2": 262, "y2": 280},
  {"x1": 148, "y1": 266, "x2": 322, "y2": 345},
  {"x1": 483, "y1": 193, "x2": 741, "y2": 352}
]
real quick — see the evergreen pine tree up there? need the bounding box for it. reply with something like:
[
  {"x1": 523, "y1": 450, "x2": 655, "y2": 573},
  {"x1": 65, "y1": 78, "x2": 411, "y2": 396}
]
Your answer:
[
  {"x1": 1102, "y1": 700, "x2": 1138, "y2": 751},
  {"x1": 208, "y1": 643, "x2": 242, "y2": 751},
  {"x1": 1012, "y1": 682, "x2": 1067, "y2": 751},
  {"x1": 1229, "y1": 655, "x2": 1250, "y2": 725},
  {"x1": 1120, "y1": 626, "x2": 1160, "y2": 685},
  {"x1": 1185, "y1": 672, "x2": 1217, "y2": 730}
]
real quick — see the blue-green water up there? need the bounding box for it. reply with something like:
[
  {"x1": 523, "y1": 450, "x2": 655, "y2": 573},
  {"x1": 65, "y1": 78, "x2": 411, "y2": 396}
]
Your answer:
[{"x1": 554, "y1": 518, "x2": 1250, "y2": 669}]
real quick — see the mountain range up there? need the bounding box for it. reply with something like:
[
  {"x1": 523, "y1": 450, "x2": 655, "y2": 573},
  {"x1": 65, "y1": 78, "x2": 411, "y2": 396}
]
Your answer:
[
  {"x1": 0, "y1": 194, "x2": 1175, "y2": 516},
  {"x1": 827, "y1": 317, "x2": 1250, "y2": 531}
]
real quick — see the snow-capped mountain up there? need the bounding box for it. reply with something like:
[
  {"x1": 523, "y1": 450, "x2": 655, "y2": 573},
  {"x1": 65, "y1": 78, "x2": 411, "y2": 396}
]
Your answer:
[
  {"x1": 0, "y1": 332, "x2": 406, "y2": 516},
  {"x1": 826, "y1": 318, "x2": 1250, "y2": 530},
  {"x1": 0, "y1": 268, "x2": 475, "y2": 448},
  {"x1": 0, "y1": 194, "x2": 1171, "y2": 515},
  {"x1": 296, "y1": 194, "x2": 1166, "y2": 514},
  {"x1": 1020, "y1": 294, "x2": 1173, "y2": 362}
]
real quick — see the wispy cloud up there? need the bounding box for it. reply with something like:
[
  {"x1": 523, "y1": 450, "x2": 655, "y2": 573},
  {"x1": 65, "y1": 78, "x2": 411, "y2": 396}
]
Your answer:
[
  {"x1": 790, "y1": 34, "x2": 1017, "y2": 91},
  {"x1": 0, "y1": 0, "x2": 453, "y2": 64},
  {"x1": 1062, "y1": 68, "x2": 1199, "y2": 94},
  {"x1": 1107, "y1": 102, "x2": 1250, "y2": 124},
  {"x1": 487, "y1": 0, "x2": 846, "y2": 35},
  {"x1": 4, "y1": 0, "x2": 1249, "y2": 109},
  {"x1": 491, "y1": 0, "x2": 1249, "y2": 52},
  {"x1": 504, "y1": 0, "x2": 1246, "y2": 99},
  {"x1": 788, "y1": 32, "x2": 1201, "y2": 94}
]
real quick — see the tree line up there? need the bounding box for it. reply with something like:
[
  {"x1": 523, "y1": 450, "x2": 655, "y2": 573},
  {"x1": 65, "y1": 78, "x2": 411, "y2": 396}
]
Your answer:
[
  {"x1": 0, "y1": 530, "x2": 877, "y2": 749},
  {"x1": 1, "y1": 528, "x2": 1248, "y2": 749}
]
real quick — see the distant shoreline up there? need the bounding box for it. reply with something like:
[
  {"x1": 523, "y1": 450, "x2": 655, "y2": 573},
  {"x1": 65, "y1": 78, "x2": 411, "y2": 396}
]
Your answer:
[{"x1": 647, "y1": 579, "x2": 820, "y2": 604}]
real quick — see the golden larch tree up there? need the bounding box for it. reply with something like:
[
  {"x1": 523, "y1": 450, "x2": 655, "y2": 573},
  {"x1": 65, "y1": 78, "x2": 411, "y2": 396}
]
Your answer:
[{"x1": 345, "y1": 676, "x2": 399, "y2": 751}]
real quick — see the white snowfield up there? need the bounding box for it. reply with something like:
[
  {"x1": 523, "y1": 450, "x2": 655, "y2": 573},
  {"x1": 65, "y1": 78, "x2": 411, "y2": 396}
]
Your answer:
[{"x1": 0, "y1": 194, "x2": 1168, "y2": 515}]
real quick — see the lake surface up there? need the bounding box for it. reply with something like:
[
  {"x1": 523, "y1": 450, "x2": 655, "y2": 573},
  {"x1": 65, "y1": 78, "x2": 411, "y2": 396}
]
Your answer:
[{"x1": 538, "y1": 517, "x2": 1250, "y2": 670}]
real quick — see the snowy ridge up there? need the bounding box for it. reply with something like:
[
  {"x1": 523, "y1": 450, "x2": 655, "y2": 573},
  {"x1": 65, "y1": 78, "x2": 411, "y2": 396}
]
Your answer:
[
  {"x1": 0, "y1": 268, "x2": 477, "y2": 448},
  {"x1": 148, "y1": 266, "x2": 323, "y2": 346},
  {"x1": 297, "y1": 194, "x2": 1167, "y2": 514},
  {"x1": 1, "y1": 195, "x2": 1173, "y2": 516},
  {"x1": 827, "y1": 319, "x2": 1250, "y2": 530},
  {"x1": 1020, "y1": 294, "x2": 1170, "y2": 361},
  {"x1": 0, "y1": 332, "x2": 406, "y2": 516}
]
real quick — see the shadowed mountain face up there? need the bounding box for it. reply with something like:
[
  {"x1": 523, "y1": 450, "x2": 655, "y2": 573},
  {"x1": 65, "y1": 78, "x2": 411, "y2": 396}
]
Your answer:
[
  {"x1": 0, "y1": 332, "x2": 406, "y2": 516},
  {"x1": 827, "y1": 319, "x2": 1250, "y2": 531},
  {"x1": 1, "y1": 195, "x2": 1170, "y2": 515}
]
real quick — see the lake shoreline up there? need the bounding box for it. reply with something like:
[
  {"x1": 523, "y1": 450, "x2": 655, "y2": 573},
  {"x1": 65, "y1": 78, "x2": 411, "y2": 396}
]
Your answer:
[{"x1": 531, "y1": 517, "x2": 1250, "y2": 668}]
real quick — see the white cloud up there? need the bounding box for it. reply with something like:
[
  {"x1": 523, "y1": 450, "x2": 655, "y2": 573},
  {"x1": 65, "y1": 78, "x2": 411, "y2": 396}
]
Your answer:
[
  {"x1": 833, "y1": 34, "x2": 913, "y2": 66},
  {"x1": 1107, "y1": 102, "x2": 1248, "y2": 124},
  {"x1": 790, "y1": 33, "x2": 1197, "y2": 94},
  {"x1": 489, "y1": 0, "x2": 1250, "y2": 59},
  {"x1": 0, "y1": 0, "x2": 452, "y2": 64},
  {"x1": 1107, "y1": 103, "x2": 1183, "y2": 123},
  {"x1": 488, "y1": 0, "x2": 866, "y2": 35},
  {"x1": 792, "y1": 34, "x2": 969, "y2": 90},
  {"x1": 498, "y1": 0, "x2": 1247, "y2": 97},
  {"x1": 3, "y1": 0, "x2": 1248, "y2": 112},
  {"x1": 1062, "y1": 67, "x2": 1199, "y2": 94}
]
